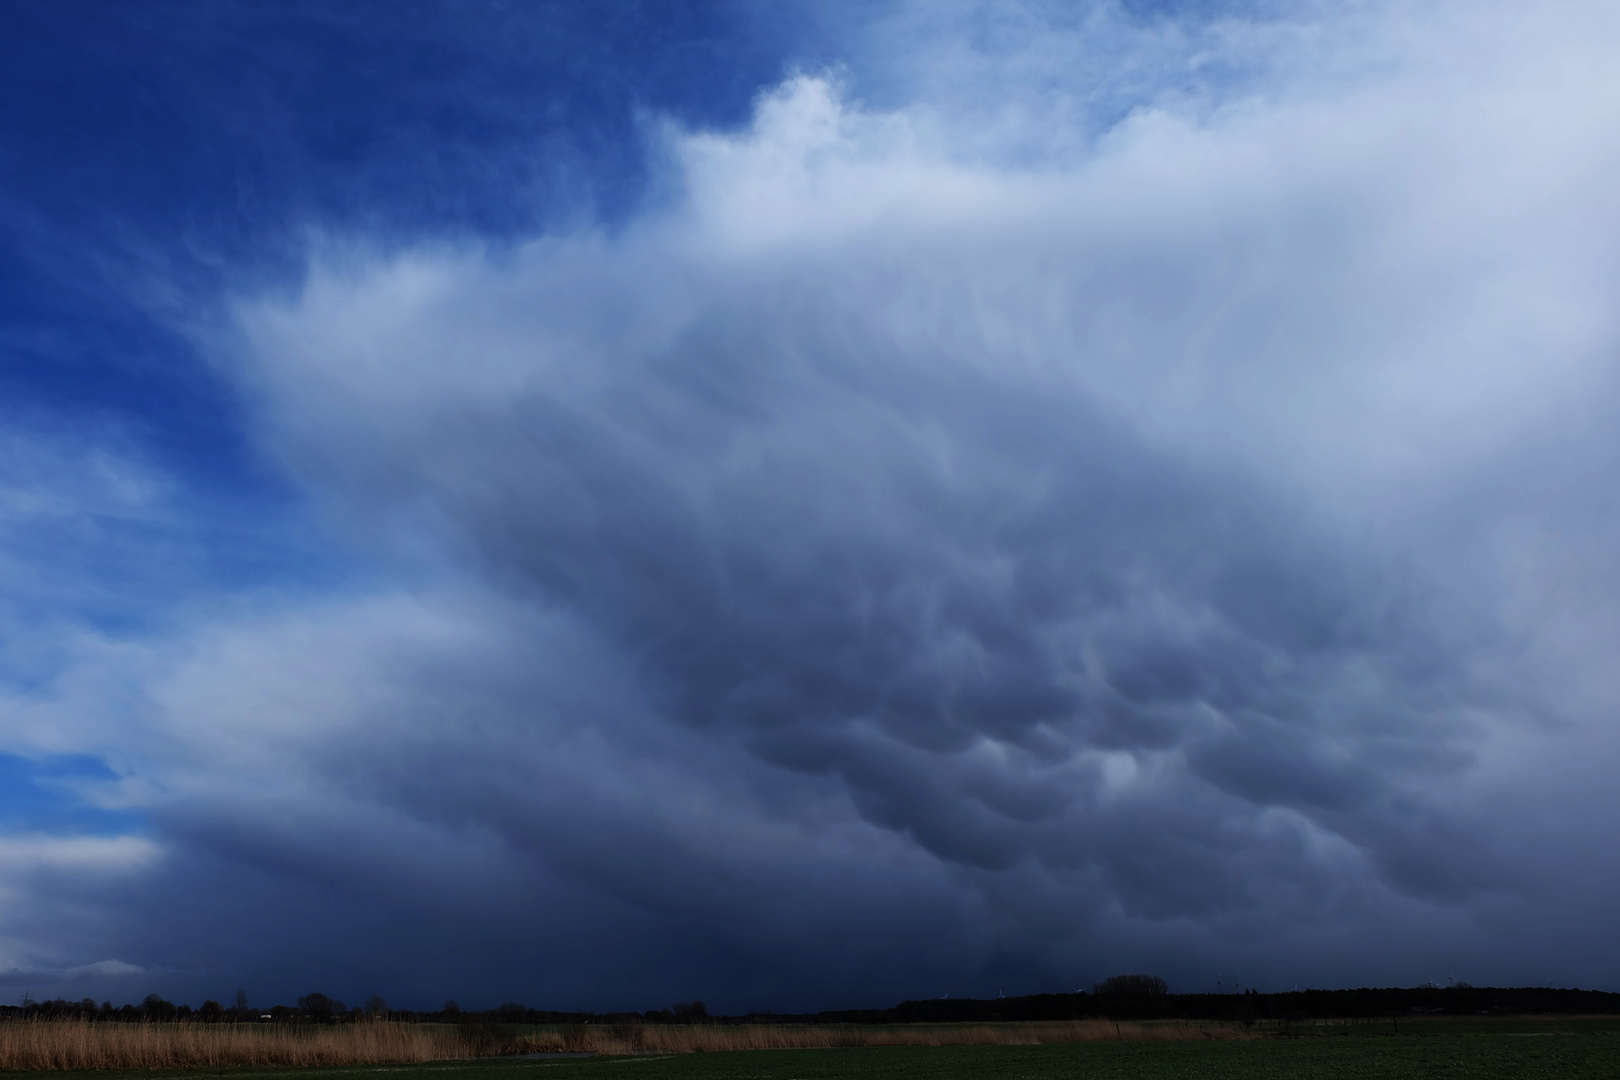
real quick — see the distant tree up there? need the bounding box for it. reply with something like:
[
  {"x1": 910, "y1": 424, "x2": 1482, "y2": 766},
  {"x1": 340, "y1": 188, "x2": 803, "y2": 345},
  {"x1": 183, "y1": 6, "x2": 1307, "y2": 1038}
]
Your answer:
[
  {"x1": 142, "y1": 994, "x2": 178, "y2": 1021},
  {"x1": 299, "y1": 993, "x2": 344, "y2": 1022},
  {"x1": 442, "y1": 1000, "x2": 461, "y2": 1019},
  {"x1": 198, "y1": 1000, "x2": 224, "y2": 1022},
  {"x1": 1093, "y1": 975, "x2": 1169, "y2": 997},
  {"x1": 672, "y1": 1001, "x2": 707, "y2": 1022},
  {"x1": 364, "y1": 995, "x2": 388, "y2": 1018},
  {"x1": 497, "y1": 1002, "x2": 527, "y2": 1024},
  {"x1": 1091, "y1": 975, "x2": 1169, "y2": 1020},
  {"x1": 234, "y1": 989, "x2": 250, "y2": 1013}
]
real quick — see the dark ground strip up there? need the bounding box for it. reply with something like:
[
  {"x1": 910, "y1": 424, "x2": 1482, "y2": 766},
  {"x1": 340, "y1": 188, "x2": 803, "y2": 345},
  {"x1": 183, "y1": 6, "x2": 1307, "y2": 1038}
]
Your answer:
[{"x1": 9, "y1": 1034, "x2": 1620, "y2": 1080}]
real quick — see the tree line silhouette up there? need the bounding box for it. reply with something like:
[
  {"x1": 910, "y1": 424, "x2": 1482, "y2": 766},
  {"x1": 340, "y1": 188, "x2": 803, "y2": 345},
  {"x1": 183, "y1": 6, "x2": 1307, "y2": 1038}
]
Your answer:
[{"x1": 6, "y1": 980, "x2": 1617, "y2": 1025}]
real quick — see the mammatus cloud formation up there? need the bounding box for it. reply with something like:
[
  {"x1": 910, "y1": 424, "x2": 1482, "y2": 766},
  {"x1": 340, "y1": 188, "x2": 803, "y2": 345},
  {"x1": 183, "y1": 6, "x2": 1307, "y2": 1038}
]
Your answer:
[{"x1": 5, "y1": 0, "x2": 1620, "y2": 1008}]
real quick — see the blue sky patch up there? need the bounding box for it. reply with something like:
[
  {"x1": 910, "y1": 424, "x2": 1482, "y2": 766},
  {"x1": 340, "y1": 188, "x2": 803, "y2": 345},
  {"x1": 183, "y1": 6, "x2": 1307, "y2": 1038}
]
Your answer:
[{"x1": 0, "y1": 752, "x2": 142, "y2": 837}]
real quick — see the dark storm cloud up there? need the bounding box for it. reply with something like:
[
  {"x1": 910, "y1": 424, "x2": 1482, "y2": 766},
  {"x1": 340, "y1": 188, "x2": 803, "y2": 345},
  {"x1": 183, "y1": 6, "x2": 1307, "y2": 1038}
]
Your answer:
[
  {"x1": 406, "y1": 302, "x2": 1461, "y2": 892},
  {"x1": 201, "y1": 26, "x2": 1620, "y2": 996}
]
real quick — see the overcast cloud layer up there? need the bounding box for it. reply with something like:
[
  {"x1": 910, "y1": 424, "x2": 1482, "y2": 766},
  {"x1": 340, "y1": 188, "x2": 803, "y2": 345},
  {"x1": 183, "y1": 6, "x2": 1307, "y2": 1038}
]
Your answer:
[{"x1": 4, "y1": 0, "x2": 1620, "y2": 1010}]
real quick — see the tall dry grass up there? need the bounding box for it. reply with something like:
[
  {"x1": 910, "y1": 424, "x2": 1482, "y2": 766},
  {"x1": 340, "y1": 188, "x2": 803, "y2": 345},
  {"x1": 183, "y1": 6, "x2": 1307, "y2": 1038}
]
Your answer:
[
  {"x1": 0, "y1": 1018, "x2": 1246, "y2": 1070},
  {"x1": 513, "y1": 1019, "x2": 1247, "y2": 1055},
  {"x1": 0, "y1": 1021, "x2": 484, "y2": 1071}
]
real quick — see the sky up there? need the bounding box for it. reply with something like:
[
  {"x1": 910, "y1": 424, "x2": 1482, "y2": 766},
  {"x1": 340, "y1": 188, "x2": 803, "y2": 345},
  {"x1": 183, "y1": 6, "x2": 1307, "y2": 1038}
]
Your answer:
[{"x1": 2, "y1": 0, "x2": 1620, "y2": 1013}]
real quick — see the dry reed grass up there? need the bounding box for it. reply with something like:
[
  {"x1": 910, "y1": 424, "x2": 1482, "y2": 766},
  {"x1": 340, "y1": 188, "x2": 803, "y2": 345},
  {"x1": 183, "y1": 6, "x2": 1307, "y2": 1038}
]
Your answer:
[
  {"x1": 0, "y1": 1020, "x2": 481, "y2": 1071},
  {"x1": 513, "y1": 1019, "x2": 1247, "y2": 1055},
  {"x1": 0, "y1": 1017, "x2": 1245, "y2": 1070}
]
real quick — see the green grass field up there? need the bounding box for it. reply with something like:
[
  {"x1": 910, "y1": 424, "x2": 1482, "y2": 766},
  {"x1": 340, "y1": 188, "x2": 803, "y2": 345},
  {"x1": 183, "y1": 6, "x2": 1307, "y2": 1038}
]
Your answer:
[{"x1": 9, "y1": 1020, "x2": 1619, "y2": 1080}]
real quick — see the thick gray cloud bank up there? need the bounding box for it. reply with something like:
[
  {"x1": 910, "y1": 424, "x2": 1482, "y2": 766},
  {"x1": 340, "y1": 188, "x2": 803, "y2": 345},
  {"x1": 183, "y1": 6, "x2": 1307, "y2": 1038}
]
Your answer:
[{"x1": 8, "y1": 0, "x2": 1620, "y2": 1009}]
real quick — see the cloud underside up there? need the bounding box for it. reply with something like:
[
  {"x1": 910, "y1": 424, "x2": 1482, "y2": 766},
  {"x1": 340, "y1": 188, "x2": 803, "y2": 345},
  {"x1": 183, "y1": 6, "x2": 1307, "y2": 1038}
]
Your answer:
[{"x1": 7, "y1": 0, "x2": 1620, "y2": 1006}]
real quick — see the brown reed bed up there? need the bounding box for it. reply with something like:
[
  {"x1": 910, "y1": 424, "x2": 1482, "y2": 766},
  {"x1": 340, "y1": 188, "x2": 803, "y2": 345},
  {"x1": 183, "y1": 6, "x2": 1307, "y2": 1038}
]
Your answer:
[
  {"x1": 0, "y1": 1018, "x2": 1245, "y2": 1070},
  {"x1": 0, "y1": 1020, "x2": 483, "y2": 1071},
  {"x1": 513, "y1": 1019, "x2": 1247, "y2": 1055}
]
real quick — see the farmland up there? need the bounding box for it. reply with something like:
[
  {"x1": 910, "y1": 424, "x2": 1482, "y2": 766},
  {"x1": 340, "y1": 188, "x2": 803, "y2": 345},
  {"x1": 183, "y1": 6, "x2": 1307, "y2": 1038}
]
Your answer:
[{"x1": 2, "y1": 1017, "x2": 1618, "y2": 1080}]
